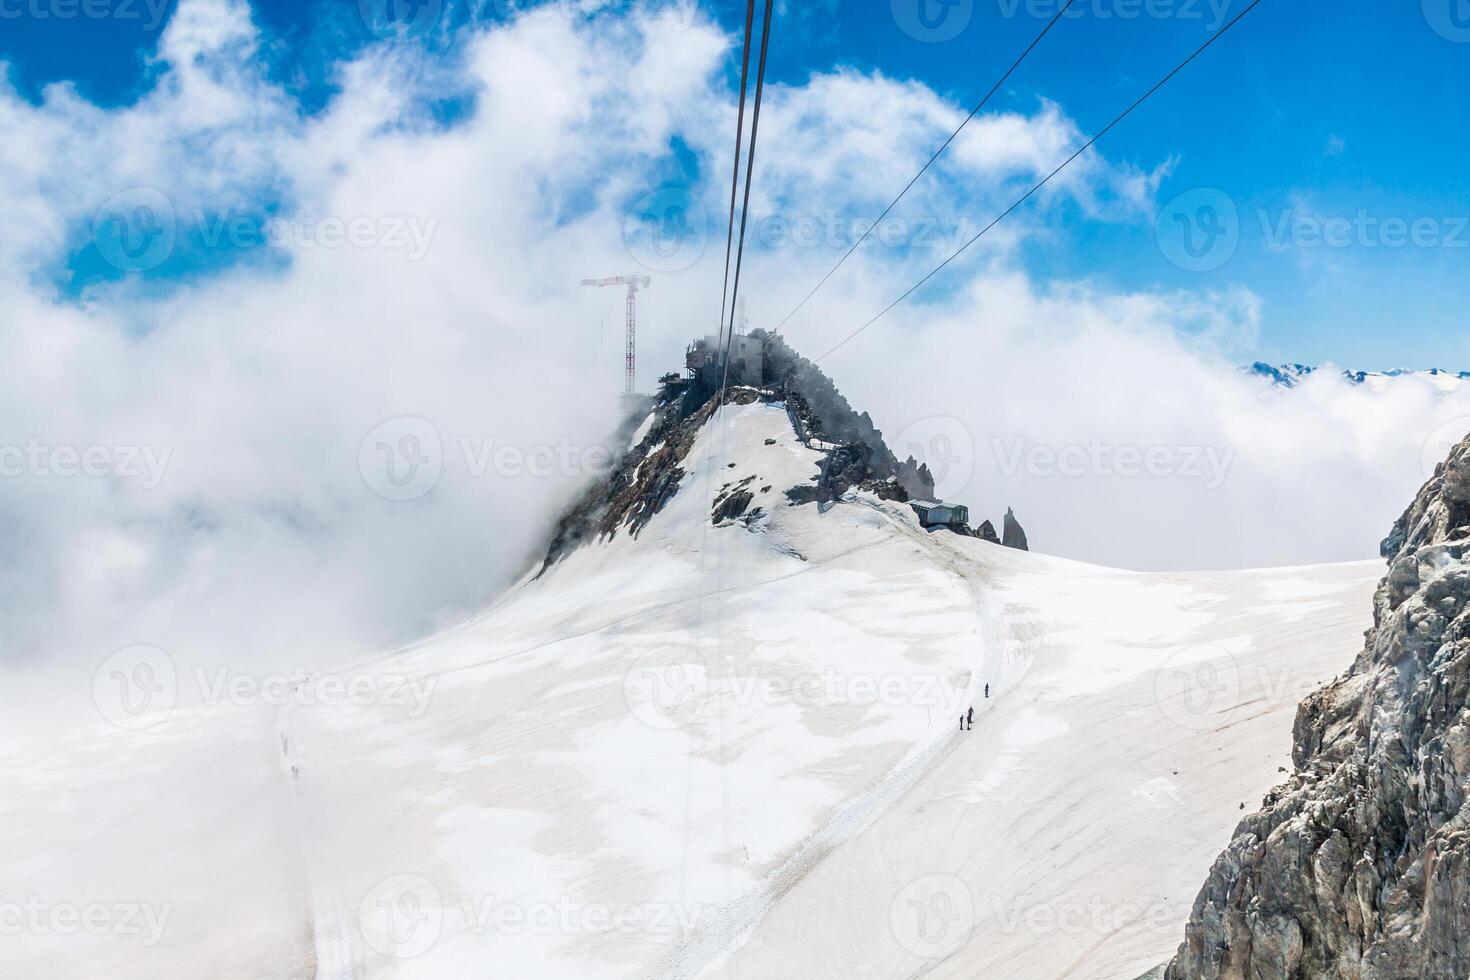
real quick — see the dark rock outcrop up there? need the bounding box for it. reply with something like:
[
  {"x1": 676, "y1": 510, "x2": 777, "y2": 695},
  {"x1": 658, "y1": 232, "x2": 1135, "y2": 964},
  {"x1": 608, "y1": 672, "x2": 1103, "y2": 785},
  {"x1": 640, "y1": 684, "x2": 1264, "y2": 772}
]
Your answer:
[
  {"x1": 974, "y1": 520, "x2": 1001, "y2": 545},
  {"x1": 757, "y1": 330, "x2": 924, "y2": 503},
  {"x1": 1164, "y1": 429, "x2": 1470, "y2": 979},
  {"x1": 712, "y1": 490, "x2": 754, "y2": 523},
  {"x1": 759, "y1": 331, "x2": 892, "y2": 455},
  {"x1": 894, "y1": 458, "x2": 936, "y2": 501},
  {"x1": 712, "y1": 477, "x2": 761, "y2": 526},
  {"x1": 540, "y1": 389, "x2": 761, "y2": 572},
  {"x1": 1001, "y1": 508, "x2": 1029, "y2": 551}
]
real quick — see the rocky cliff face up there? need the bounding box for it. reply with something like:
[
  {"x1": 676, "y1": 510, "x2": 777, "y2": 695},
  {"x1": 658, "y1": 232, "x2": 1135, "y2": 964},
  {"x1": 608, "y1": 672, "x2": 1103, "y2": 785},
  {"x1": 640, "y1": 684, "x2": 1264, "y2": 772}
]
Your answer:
[{"x1": 1165, "y1": 430, "x2": 1470, "y2": 979}]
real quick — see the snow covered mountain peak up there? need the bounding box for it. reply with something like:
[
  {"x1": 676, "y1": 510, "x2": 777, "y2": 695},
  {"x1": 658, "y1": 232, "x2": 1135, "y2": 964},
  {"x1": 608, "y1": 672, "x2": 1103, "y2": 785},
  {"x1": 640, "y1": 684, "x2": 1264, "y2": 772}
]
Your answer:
[
  {"x1": 539, "y1": 332, "x2": 1021, "y2": 573},
  {"x1": 1250, "y1": 361, "x2": 1470, "y2": 392}
]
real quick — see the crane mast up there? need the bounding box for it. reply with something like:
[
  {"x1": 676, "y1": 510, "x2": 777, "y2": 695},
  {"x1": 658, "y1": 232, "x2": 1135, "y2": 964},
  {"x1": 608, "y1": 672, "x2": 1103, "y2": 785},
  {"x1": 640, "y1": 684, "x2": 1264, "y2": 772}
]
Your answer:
[{"x1": 580, "y1": 275, "x2": 650, "y2": 397}]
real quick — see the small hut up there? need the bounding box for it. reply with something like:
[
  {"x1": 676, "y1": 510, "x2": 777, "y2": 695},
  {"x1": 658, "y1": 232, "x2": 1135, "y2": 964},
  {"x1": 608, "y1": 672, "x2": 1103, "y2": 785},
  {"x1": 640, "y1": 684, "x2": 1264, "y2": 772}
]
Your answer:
[{"x1": 908, "y1": 499, "x2": 969, "y2": 529}]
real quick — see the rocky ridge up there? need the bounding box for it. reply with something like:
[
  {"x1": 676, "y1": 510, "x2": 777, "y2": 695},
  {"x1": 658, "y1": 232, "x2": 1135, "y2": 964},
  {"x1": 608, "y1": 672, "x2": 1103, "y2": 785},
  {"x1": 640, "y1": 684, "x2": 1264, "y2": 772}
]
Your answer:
[
  {"x1": 1164, "y1": 428, "x2": 1470, "y2": 979},
  {"x1": 540, "y1": 337, "x2": 1031, "y2": 570}
]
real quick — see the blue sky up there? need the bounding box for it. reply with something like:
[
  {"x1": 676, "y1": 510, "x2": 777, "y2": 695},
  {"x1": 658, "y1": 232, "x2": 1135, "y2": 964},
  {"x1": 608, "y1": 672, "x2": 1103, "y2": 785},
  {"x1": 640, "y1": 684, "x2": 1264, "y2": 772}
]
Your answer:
[{"x1": 4, "y1": 0, "x2": 1468, "y2": 368}]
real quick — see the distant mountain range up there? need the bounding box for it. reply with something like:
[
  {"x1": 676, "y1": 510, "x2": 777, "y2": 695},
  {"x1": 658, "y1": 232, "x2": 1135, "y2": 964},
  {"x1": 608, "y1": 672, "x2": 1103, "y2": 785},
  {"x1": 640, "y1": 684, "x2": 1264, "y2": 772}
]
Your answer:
[{"x1": 1249, "y1": 362, "x2": 1470, "y2": 393}]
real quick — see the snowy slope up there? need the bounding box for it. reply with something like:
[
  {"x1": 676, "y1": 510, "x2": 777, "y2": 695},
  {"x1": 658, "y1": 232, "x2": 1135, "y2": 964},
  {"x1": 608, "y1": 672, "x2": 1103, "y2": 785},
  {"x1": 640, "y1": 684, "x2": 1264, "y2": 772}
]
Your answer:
[
  {"x1": 705, "y1": 545, "x2": 1377, "y2": 980},
  {"x1": 0, "y1": 690, "x2": 313, "y2": 979},
  {"x1": 0, "y1": 398, "x2": 1381, "y2": 980},
  {"x1": 286, "y1": 399, "x2": 993, "y2": 980}
]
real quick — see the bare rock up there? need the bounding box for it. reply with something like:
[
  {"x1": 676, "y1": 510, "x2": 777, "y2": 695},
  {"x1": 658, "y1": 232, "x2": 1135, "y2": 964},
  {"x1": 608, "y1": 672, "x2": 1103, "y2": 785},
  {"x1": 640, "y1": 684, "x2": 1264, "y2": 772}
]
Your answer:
[
  {"x1": 540, "y1": 389, "x2": 761, "y2": 572},
  {"x1": 712, "y1": 486, "x2": 755, "y2": 524},
  {"x1": 1164, "y1": 431, "x2": 1470, "y2": 979},
  {"x1": 1002, "y1": 507, "x2": 1029, "y2": 551}
]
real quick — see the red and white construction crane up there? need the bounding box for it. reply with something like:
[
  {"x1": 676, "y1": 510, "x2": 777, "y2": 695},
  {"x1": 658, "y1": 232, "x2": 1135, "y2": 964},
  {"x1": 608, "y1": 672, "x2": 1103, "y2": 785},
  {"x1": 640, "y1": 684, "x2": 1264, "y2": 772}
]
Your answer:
[{"x1": 581, "y1": 275, "x2": 650, "y2": 397}]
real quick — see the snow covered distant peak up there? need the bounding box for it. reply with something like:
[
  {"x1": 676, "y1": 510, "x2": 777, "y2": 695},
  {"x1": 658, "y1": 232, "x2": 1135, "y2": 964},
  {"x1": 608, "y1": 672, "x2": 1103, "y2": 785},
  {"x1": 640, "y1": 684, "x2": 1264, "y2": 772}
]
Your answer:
[
  {"x1": 1247, "y1": 362, "x2": 1317, "y2": 388},
  {"x1": 1249, "y1": 361, "x2": 1470, "y2": 393}
]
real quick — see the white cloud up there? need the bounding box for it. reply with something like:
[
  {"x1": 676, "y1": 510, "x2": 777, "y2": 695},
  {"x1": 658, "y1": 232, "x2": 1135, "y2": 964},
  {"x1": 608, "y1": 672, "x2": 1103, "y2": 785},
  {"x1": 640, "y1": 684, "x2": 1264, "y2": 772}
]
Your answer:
[
  {"x1": 820, "y1": 278, "x2": 1470, "y2": 570},
  {"x1": 0, "y1": 1, "x2": 718, "y2": 673}
]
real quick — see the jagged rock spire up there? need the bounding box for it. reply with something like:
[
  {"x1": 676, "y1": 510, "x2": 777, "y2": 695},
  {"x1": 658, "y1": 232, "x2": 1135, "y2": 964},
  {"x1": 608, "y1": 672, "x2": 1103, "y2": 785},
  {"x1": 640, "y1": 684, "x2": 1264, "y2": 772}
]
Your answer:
[{"x1": 1002, "y1": 507, "x2": 1029, "y2": 551}]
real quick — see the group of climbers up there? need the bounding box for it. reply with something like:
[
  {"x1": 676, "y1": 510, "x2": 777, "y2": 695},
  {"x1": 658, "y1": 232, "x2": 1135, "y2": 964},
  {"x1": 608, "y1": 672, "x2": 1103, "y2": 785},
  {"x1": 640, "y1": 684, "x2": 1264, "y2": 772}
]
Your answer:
[{"x1": 959, "y1": 683, "x2": 991, "y2": 730}]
